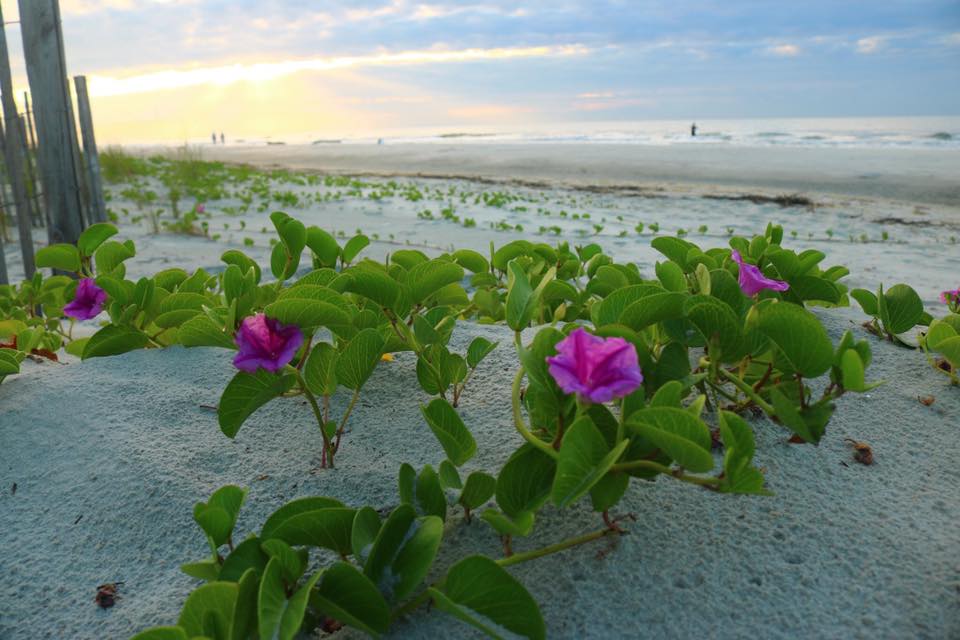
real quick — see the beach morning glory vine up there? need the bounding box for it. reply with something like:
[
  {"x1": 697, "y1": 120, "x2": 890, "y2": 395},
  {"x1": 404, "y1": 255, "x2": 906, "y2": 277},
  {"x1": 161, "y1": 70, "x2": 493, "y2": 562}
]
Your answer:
[
  {"x1": 546, "y1": 327, "x2": 643, "y2": 403},
  {"x1": 233, "y1": 313, "x2": 303, "y2": 373},
  {"x1": 731, "y1": 249, "x2": 789, "y2": 296},
  {"x1": 63, "y1": 278, "x2": 107, "y2": 321}
]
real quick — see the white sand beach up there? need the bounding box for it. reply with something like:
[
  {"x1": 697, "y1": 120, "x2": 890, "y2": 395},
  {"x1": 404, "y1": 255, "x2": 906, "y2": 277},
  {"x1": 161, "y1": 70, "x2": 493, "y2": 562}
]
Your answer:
[{"x1": 1, "y1": 142, "x2": 958, "y2": 639}]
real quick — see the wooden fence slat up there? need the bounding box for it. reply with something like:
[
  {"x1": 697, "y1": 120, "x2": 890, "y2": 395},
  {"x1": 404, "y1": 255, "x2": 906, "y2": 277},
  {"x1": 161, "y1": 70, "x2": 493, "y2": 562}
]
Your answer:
[
  {"x1": 73, "y1": 76, "x2": 106, "y2": 224},
  {"x1": 18, "y1": 0, "x2": 85, "y2": 246},
  {"x1": 0, "y1": 3, "x2": 36, "y2": 278}
]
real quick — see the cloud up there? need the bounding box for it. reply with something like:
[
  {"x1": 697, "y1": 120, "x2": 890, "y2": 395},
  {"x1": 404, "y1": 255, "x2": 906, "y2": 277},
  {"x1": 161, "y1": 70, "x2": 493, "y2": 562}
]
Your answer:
[
  {"x1": 856, "y1": 36, "x2": 885, "y2": 54},
  {"x1": 767, "y1": 43, "x2": 800, "y2": 57},
  {"x1": 576, "y1": 91, "x2": 616, "y2": 99},
  {"x1": 87, "y1": 44, "x2": 591, "y2": 97}
]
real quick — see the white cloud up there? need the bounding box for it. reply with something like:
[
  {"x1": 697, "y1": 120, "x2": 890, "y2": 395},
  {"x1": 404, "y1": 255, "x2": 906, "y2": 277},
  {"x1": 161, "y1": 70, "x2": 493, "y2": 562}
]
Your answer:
[
  {"x1": 767, "y1": 43, "x2": 800, "y2": 57},
  {"x1": 856, "y1": 36, "x2": 885, "y2": 54},
  {"x1": 88, "y1": 43, "x2": 591, "y2": 97}
]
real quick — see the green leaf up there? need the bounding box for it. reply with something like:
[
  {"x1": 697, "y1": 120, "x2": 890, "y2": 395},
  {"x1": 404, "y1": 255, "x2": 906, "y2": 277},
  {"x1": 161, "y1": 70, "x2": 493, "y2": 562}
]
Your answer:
[
  {"x1": 264, "y1": 298, "x2": 350, "y2": 330},
  {"x1": 177, "y1": 582, "x2": 238, "y2": 638},
  {"x1": 219, "y1": 537, "x2": 269, "y2": 582},
  {"x1": 305, "y1": 226, "x2": 340, "y2": 267},
  {"x1": 756, "y1": 302, "x2": 834, "y2": 378},
  {"x1": 78, "y1": 223, "x2": 118, "y2": 256},
  {"x1": 180, "y1": 559, "x2": 221, "y2": 582},
  {"x1": 36, "y1": 243, "x2": 81, "y2": 272},
  {"x1": 655, "y1": 260, "x2": 686, "y2": 292},
  {"x1": 415, "y1": 465, "x2": 447, "y2": 521},
  {"x1": 344, "y1": 267, "x2": 402, "y2": 310},
  {"x1": 261, "y1": 496, "x2": 345, "y2": 540},
  {"x1": 628, "y1": 407, "x2": 714, "y2": 473},
  {"x1": 438, "y1": 460, "x2": 463, "y2": 489},
  {"x1": 479, "y1": 509, "x2": 535, "y2": 537},
  {"x1": 260, "y1": 539, "x2": 306, "y2": 584},
  {"x1": 496, "y1": 444, "x2": 556, "y2": 517},
  {"x1": 431, "y1": 555, "x2": 545, "y2": 640},
  {"x1": 363, "y1": 504, "x2": 443, "y2": 602},
  {"x1": 351, "y1": 506, "x2": 382, "y2": 565},
  {"x1": 258, "y1": 559, "x2": 321, "y2": 640},
  {"x1": 230, "y1": 568, "x2": 259, "y2": 640},
  {"x1": 466, "y1": 336, "x2": 498, "y2": 368},
  {"x1": 179, "y1": 315, "x2": 236, "y2": 349},
  {"x1": 882, "y1": 284, "x2": 924, "y2": 335},
  {"x1": 505, "y1": 261, "x2": 555, "y2": 331},
  {"x1": 718, "y1": 411, "x2": 755, "y2": 461},
  {"x1": 310, "y1": 562, "x2": 390, "y2": 637},
  {"x1": 589, "y1": 472, "x2": 630, "y2": 513},
  {"x1": 407, "y1": 260, "x2": 465, "y2": 305},
  {"x1": 452, "y1": 248, "x2": 489, "y2": 273},
  {"x1": 270, "y1": 212, "x2": 307, "y2": 277},
  {"x1": 492, "y1": 240, "x2": 533, "y2": 271},
  {"x1": 0, "y1": 349, "x2": 22, "y2": 378},
  {"x1": 459, "y1": 472, "x2": 497, "y2": 510},
  {"x1": 222, "y1": 250, "x2": 262, "y2": 284},
  {"x1": 303, "y1": 342, "x2": 338, "y2": 396},
  {"x1": 194, "y1": 485, "x2": 247, "y2": 548},
  {"x1": 82, "y1": 325, "x2": 150, "y2": 360},
  {"x1": 335, "y1": 328, "x2": 385, "y2": 390},
  {"x1": 94, "y1": 240, "x2": 136, "y2": 276},
  {"x1": 551, "y1": 416, "x2": 630, "y2": 508},
  {"x1": 684, "y1": 295, "x2": 745, "y2": 362},
  {"x1": 620, "y1": 292, "x2": 686, "y2": 331},
  {"x1": 420, "y1": 398, "x2": 477, "y2": 466},
  {"x1": 651, "y1": 236, "x2": 696, "y2": 270},
  {"x1": 342, "y1": 234, "x2": 370, "y2": 264},
  {"x1": 218, "y1": 370, "x2": 297, "y2": 438},
  {"x1": 840, "y1": 349, "x2": 866, "y2": 391},
  {"x1": 770, "y1": 388, "x2": 816, "y2": 443},
  {"x1": 264, "y1": 508, "x2": 357, "y2": 557}
]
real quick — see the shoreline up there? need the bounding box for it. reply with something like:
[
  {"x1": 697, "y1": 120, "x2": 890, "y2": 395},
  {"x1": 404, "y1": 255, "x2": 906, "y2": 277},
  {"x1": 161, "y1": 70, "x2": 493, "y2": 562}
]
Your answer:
[{"x1": 184, "y1": 142, "x2": 960, "y2": 211}]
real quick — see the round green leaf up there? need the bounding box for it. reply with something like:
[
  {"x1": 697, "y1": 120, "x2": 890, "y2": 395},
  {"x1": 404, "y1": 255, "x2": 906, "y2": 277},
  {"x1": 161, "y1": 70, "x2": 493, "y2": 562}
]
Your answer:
[{"x1": 431, "y1": 555, "x2": 545, "y2": 640}]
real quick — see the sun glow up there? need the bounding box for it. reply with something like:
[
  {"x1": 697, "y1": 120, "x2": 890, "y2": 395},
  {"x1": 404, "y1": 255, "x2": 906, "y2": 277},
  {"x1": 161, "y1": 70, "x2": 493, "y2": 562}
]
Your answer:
[{"x1": 88, "y1": 44, "x2": 590, "y2": 97}]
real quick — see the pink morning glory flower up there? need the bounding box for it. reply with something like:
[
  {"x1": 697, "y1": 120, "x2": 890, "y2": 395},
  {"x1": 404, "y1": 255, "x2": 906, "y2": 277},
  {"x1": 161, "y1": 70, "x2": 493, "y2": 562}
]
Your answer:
[
  {"x1": 63, "y1": 278, "x2": 107, "y2": 320},
  {"x1": 731, "y1": 250, "x2": 789, "y2": 297},
  {"x1": 546, "y1": 327, "x2": 643, "y2": 404},
  {"x1": 195, "y1": 203, "x2": 205, "y2": 214},
  {"x1": 941, "y1": 288, "x2": 960, "y2": 312},
  {"x1": 233, "y1": 313, "x2": 304, "y2": 373}
]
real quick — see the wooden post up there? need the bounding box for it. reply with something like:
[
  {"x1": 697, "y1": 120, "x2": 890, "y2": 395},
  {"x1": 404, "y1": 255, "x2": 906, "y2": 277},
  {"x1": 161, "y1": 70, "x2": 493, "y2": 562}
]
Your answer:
[
  {"x1": 0, "y1": 3, "x2": 36, "y2": 277},
  {"x1": 0, "y1": 218, "x2": 8, "y2": 284},
  {"x1": 73, "y1": 76, "x2": 105, "y2": 224},
  {"x1": 21, "y1": 93, "x2": 45, "y2": 227},
  {"x1": 18, "y1": 0, "x2": 85, "y2": 246},
  {"x1": 18, "y1": 116, "x2": 43, "y2": 228},
  {"x1": 23, "y1": 92, "x2": 38, "y2": 151}
]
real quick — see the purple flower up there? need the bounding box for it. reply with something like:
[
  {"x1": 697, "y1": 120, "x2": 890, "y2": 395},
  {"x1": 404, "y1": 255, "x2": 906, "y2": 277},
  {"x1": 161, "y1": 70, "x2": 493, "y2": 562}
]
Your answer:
[
  {"x1": 731, "y1": 250, "x2": 789, "y2": 297},
  {"x1": 195, "y1": 203, "x2": 205, "y2": 214},
  {"x1": 546, "y1": 327, "x2": 643, "y2": 404},
  {"x1": 233, "y1": 313, "x2": 304, "y2": 373},
  {"x1": 942, "y1": 288, "x2": 960, "y2": 312},
  {"x1": 63, "y1": 278, "x2": 107, "y2": 320}
]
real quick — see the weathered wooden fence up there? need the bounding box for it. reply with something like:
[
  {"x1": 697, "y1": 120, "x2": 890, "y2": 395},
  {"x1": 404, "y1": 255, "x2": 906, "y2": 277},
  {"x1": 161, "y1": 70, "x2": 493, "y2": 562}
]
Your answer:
[{"x1": 0, "y1": 0, "x2": 105, "y2": 284}]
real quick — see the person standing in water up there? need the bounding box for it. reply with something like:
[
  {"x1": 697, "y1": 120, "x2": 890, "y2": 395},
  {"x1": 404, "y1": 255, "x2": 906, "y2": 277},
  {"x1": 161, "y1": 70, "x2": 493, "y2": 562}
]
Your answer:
[
  {"x1": 211, "y1": 132, "x2": 216, "y2": 144},
  {"x1": 690, "y1": 122, "x2": 697, "y2": 137}
]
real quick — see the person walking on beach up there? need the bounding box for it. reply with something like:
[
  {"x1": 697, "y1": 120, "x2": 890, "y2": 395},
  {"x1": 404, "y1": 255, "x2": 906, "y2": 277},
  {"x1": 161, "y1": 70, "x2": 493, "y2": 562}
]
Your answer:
[
  {"x1": 690, "y1": 122, "x2": 697, "y2": 137},
  {"x1": 211, "y1": 132, "x2": 216, "y2": 144},
  {"x1": 220, "y1": 132, "x2": 225, "y2": 144}
]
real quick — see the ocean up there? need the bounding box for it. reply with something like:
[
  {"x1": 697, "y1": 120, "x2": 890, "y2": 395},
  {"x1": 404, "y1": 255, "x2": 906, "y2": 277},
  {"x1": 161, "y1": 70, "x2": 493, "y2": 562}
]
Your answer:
[{"x1": 216, "y1": 116, "x2": 960, "y2": 150}]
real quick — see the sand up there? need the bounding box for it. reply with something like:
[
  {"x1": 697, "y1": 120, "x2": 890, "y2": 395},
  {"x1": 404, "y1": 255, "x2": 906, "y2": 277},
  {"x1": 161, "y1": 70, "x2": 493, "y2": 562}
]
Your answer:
[
  {"x1": 198, "y1": 142, "x2": 960, "y2": 208},
  {"x1": 1, "y1": 310, "x2": 958, "y2": 639},
  {"x1": 2, "y1": 143, "x2": 959, "y2": 638}
]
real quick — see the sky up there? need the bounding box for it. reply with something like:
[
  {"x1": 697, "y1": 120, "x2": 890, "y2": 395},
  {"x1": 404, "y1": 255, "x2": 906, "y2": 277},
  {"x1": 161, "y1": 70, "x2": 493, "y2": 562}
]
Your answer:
[{"x1": 2, "y1": 0, "x2": 959, "y2": 143}]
